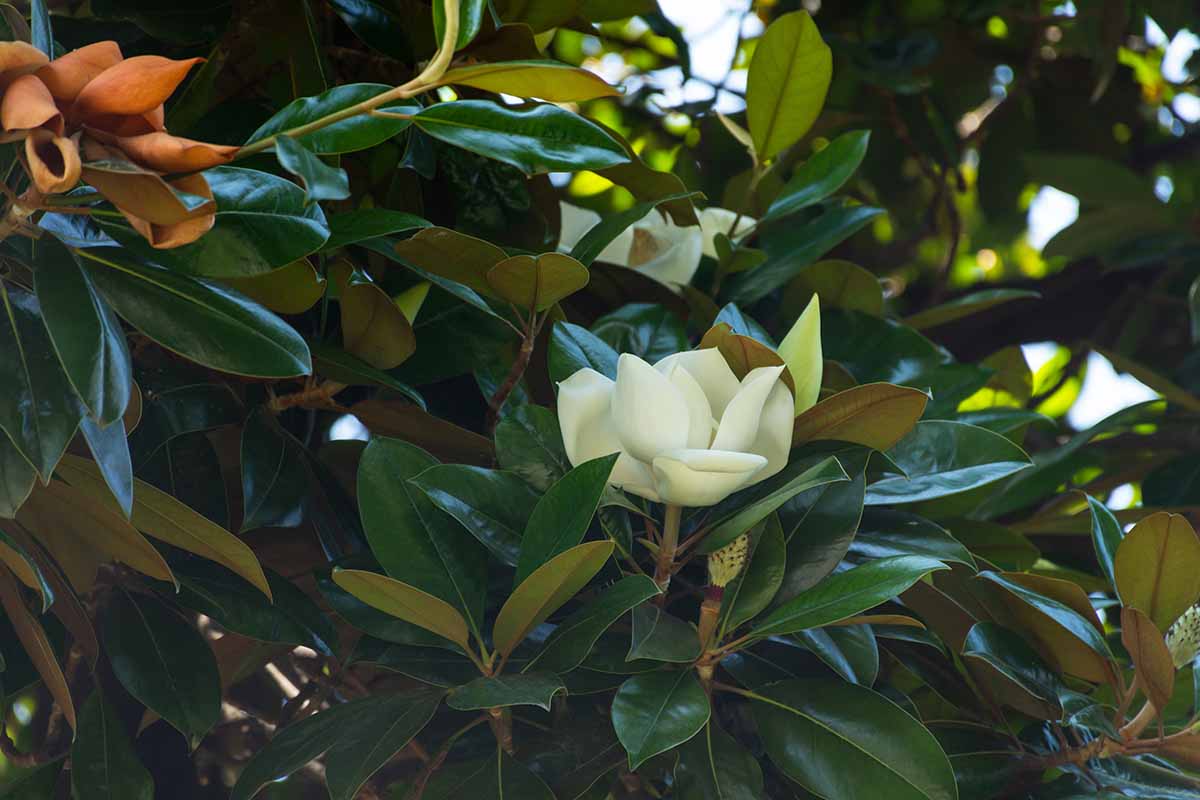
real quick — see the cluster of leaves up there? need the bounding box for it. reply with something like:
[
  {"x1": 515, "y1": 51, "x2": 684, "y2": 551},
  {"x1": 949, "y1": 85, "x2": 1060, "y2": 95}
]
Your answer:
[{"x1": 0, "y1": 1, "x2": 1199, "y2": 799}]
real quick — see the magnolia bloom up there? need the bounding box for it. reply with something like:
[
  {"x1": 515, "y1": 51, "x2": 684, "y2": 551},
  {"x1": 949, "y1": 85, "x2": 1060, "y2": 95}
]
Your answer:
[
  {"x1": 557, "y1": 349, "x2": 793, "y2": 507},
  {"x1": 558, "y1": 202, "x2": 755, "y2": 288},
  {"x1": 0, "y1": 40, "x2": 238, "y2": 248},
  {"x1": 1166, "y1": 605, "x2": 1200, "y2": 669}
]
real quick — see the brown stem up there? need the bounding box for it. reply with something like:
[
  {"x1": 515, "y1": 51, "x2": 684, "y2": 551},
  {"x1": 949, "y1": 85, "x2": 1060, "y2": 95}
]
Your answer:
[
  {"x1": 485, "y1": 316, "x2": 538, "y2": 435},
  {"x1": 268, "y1": 380, "x2": 347, "y2": 412},
  {"x1": 653, "y1": 504, "x2": 684, "y2": 600},
  {"x1": 697, "y1": 587, "x2": 723, "y2": 652},
  {"x1": 487, "y1": 707, "x2": 514, "y2": 754},
  {"x1": 1121, "y1": 699, "x2": 1158, "y2": 741}
]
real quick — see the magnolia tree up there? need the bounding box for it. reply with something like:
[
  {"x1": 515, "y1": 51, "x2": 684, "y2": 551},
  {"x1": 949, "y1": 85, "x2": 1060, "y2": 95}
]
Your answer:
[{"x1": 1, "y1": 1, "x2": 1199, "y2": 798}]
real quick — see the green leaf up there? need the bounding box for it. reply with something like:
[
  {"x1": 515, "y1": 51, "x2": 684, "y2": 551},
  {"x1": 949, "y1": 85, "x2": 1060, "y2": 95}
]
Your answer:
[
  {"x1": 976, "y1": 571, "x2": 1113, "y2": 661},
  {"x1": 525, "y1": 575, "x2": 660, "y2": 674},
  {"x1": 309, "y1": 343, "x2": 425, "y2": 407},
  {"x1": 1086, "y1": 494, "x2": 1123, "y2": 598},
  {"x1": 569, "y1": 191, "x2": 700, "y2": 266},
  {"x1": 864, "y1": 421, "x2": 1032, "y2": 505},
  {"x1": 904, "y1": 289, "x2": 1041, "y2": 331},
  {"x1": 486, "y1": 252, "x2": 590, "y2": 311},
  {"x1": 495, "y1": 404, "x2": 572, "y2": 492},
  {"x1": 33, "y1": 238, "x2": 131, "y2": 426},
  {"x1": 746, "y1": 11, "x2": 832, "y2": 161},
  {"x1": 328, "y1": 0, "x2": 411, "y2": 59},
  {"x1": 71, "y1": 690, "x2": 154, "y2": 800},
  {"x1": 795, "y1": 625, "x2": 880, "y2": 685},
  {"x1": 0, "y1": 284, "x2": 84, "y2": 480},
  {"x1": 317, "y1": 573, "x2": 451, "y2": 649},
  {"x1": 698, "y1": 456, "x2": 848, "y2": 553},
  {"x1": 447, "y1": 673, "x2": 566, "y2": 711},
  {"x1": 433, "y1": 0, "x2": 485, "y2": 49},
  {"x1": 785, "y1": 259, "x2": 883, "y2": 316},
  {"x1": 438, "y1": 60, "x2": 618, "y2": 101},
  {"x1": 230, "y1": 689, "x2": 441, "y2": 800},
  {"x1": 423, "y1": 749, "x2": 555, "y2": 800},
  {"x1": 273, "y1": 136, "x2": 351, "y2": 204},
  {"x1": 674, "y1": 721, "x2": 765, "y2": 800},
  {"x1": 351, "y1": 640, "x2": 479, "y2": 687},
  {"x1": 764, "y1": 130, "x2": 871, "y2": 221},
  {"x1": 962, "y1": 621, "x2": 1065, "y2": 713},
  {"x1": 548, "y1": 321, "x2": 620, "y2": 383},
  {"x1": 322, "y1": 209, "x2": 429, "y2": 250},
  {"x1": 1113, "y1": 512, "x2": 1200, "y2": 631},
  {"x1": 102, "y1": 591, "x2": 221, "y2": 744},
  {"x1": 78, "y1": 250, "x2": 311, "y2": 378},
  {"x1": 357, "y1": 437, "x2": 487, "y2": 635},
  {"x1": 79, "y1": 415, "x2": 133, "y2": 519},
  {"x1": 751, "y1": 555, "x2": 949, "y2": 639},
  {"x1": 591, "y1": 303, "x2": 689, "y2": 363},
  {"x1": 409, "y1": 464, "x2": 541, "y2": 567},
  {"x1": 245, "y1": 83, "x2": 414, "y2": 153},
  {"x1": 720, "y1": 515, "x2": 786, "y2": 633},
  {"x1": 0, "y1": 521, "x2": 53, "y2": 610},
  {"x1": 516, "y1": 454, "x2": 616, "y2": 585},
  {"x1": 30, "y1": 0, "x2": 51, "y2": 55},
  {"x1": 726, "y1": 204, "x2": 883, "y2": 305},
  {"x1": 222, "y1": 259, "x2": 326, "y2": 315},
  {"x1": 611, "y1": 670, "x2": 710, "y2": 770},
  {"x1": 849, "y1": 510, "x2": 977, "y2": 569},
  {"x1": 332, "y1": 568, "x2": 472, "y2": 650},
  {"x1": 628, "y1": 603, "x2": 702, "y2": 663},
  {"x1": 0, "y1": 436, "x2": 36, "y2": 519},
  {"x1": 412, "y1": 100, "x2": 629, "y2": 175},
  {"x1": 240, "y1": 409, "x2": 307, "y2": 531},
  {"x1": 493, "y1": 540, "x2": 615, "y2": 657},
  {"x1": 752, "y1": 678, "x2": 957, "y2": 800}
]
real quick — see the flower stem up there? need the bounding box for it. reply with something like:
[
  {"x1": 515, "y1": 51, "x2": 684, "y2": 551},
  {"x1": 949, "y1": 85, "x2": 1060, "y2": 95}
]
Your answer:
[{"x1": 653, "y1": 503, "x2": 683, "y2": 599}]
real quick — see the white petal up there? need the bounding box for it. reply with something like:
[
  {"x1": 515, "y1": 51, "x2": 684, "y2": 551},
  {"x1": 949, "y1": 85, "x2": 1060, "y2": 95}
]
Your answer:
[
  {"x1": 665, "y1": 362, "x2": 715, "y2": 449},
  {"x1": 558, "y1": 202, "x2": 630, "y2": 264},
  {"x1": 613, "y1": 353, "x2": 690, "y2": 463},
  {"x1": 651, "y1": 449, "x2": 767, "y2": 507},
  {"x1": 628, "y1": 214, "x2": 704, "y2": 288},
  {"x1": 556, "y1": 368, "x2": 620, "y2": 466},
  {"x1": 611, "y1": 455, "x2": 660, "y2": 502},
  {"x1": 698, "y1": 206, "x2": 756, "y2": 259},
  {"x1": 654, "y1": 348, "x2": 741, "y2": 418},
  {"x1": 712, "y1": 365, "x2": 786, "y2": 453},
  {"x1": 778, "y1": 294, "x2": 822, "y2": 414},
  {"x1": 744, "y1": 380, "x2": 794, "y2": 486}
]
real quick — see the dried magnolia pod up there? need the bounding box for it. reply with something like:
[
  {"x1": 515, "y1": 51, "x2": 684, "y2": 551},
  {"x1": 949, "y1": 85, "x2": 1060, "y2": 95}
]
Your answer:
[{"x1": 708, "y1": 533, "x2": 750, "y2": 590}]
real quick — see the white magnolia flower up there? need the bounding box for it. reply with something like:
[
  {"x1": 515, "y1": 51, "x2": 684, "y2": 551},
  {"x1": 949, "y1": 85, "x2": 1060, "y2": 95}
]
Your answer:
[
  {"x1": 558, "y1": 202, "x2": 756, "y2": 288},
  {"x1": 557, "y1": 349, "x2": 793, "y2": 507}
]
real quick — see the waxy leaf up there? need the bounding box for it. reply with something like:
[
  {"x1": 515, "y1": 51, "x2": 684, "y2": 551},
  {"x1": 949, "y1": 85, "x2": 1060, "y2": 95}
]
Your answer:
[
  {"x1": 71, "y1": 691, "x2": 154, "y2": 800},
  {"x1": 1120, "y1": 607, "x2": 1174, "y2": 713},
  {"x1": 0, "y1": 567, "x2": 75, "y2": 729},
  {"x1": 628, "y1": 603, "x2": 702, "y2": 663},
  {"x1": 333, "y1": 568, "x2": 472, "y2": 650},
  {"x1": 548, "y1": 321, "x2": 620, "y2": 382},
  {"x1": 486, "y1": 252, "x2": 590, "y2": 311},
  {"x1": 526, "y1": 575, "x2": 660, "y2": 674},
  {"x1": 223, "y1": 259, "x2": 326, "y2": 315},
  {"x1": 447, "y1": 673, "x2": 566, "y2": 711},
  {"x1": 245, "y1": 83, "x2": 414, "y2": 154},
  {"x1": 323, "y1": 208, "x2": 429, "y2": 250},
  {"x1": 746, "y1": 11, "x2": 832, "y2": 161},
  {"x1": 674, "y1": 721, "x2": 765, "y2": 800},
  {"x1": 423, "y1": 749, "x2": 554, "y2": 800},
  {"x1": 962, "y1": 622, "x2": 1065, "y2": 713},
  {"x1": 764, "y1": 130, "x2": 871, "y2": 221},
  {"x1": 612, "y1": 670, "x2": 710, "y2": 769},
  {"x1": 1086, "y1": 493, "x2": 1123, "y2": 598},
  {"x1": 0, "y1": 436, "x2": 36, "y2": 519},
  {"x1": 437, "y1": 60, "x2": 619, "y2": 101},
  {"x1": 240, "y1": 410, "x2": 306, "y2": 531},
  {"x1": 793, "y1": 383, "x2": 929, "y2": 450},
  {"x1": 1114, "y1": 512, "x2": 1200, "y2": 631},
  {"x1": 273, "y1": 136, "x2": 351, "y2": 204}
]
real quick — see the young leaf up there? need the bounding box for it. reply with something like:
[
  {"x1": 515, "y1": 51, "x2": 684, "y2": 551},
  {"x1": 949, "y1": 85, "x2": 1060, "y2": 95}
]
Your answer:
[
  {"x1": 436, "y1": 60, "x2": 618, "y2": 101},
  {"x1": 1114, "y1": 512, "x2": 1200, "y2": 632},
  {"x1": 332, "y1": 568, "x2": 472, "y2": 650},
  {"x1": 1085, "y1": 493, "x2": 1123, "y2": 598},
  {"x1": 1120, "y1": 608, "x2": 1174, "y2": 713},
  {"x1": 745, "y1": 11, "x2": 832, "y2": 161}
]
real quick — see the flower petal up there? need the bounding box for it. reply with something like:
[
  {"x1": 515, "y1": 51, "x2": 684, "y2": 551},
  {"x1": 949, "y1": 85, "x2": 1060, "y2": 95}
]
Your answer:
[
  {"x1": 119, "y1": 173, "x2": 216, "y2": 249},
  {"x1": 558, "y1": 201, "x2": 631, "y2": 264},
  {"x1": 778, "y1": 294, "x2": 822, "y2": 414},
  {"x1": 1, "y1": 74, "x2": 62, "y2": 135},
  {"x1": 665, "y1": 361, "x2": 714, "y2": 449},
  {"x1": 655, "y1": 347, "x2": 742, "y2": 419},
  {"x1": 24, "y1": 130, "x2": 81, "y2": 194},
  {"x1": 744, "y1": 379, "x2": 794, "y2": 486},
  {"x1": 35, "y1": 41, "x2": 122, "y2": 101},
  {"x1": 613, "y1": 353, "x2": 690, "y2": 463},
  {"x1": 0, "y1": 41, "x2": 48, "y2": 89},
  {"x1": 73, "y1": 55, "x2": 202, "y2": 118},
  {"x1": 556, "y1": 368, "x2": 658, "y2": 500},
  {"x1": 628, "y1": 214, "x2": 704, "y2": 287},
  {"x1": 698, "y1": 206, "x2": 755, "y2": 259},
  {"x1": 711, "y1": 365, "x2": 785, "y2": 453},
  {"x1": 651, "y1": 449, "x2": 767, "y2": 507},
  {"x1": 97, "y1": 130, "x2": 239, "y2": 172}
]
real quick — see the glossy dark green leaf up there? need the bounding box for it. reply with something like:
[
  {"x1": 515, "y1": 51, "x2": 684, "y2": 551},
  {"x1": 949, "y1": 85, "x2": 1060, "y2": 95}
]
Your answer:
[
  {"x1": 977, "y1": 571, "x2": 1113, "y2": 659},
  {"x1": 726, "y1": 204, "x2": 883, "y2": 305},
  {"x1": 322, "y1": 209, "x2": 429, "y2": 250},
  {"x1": 34, "y1": 238, "x2": 131, "y2": 426},
  {"x1": 136, "y1": 432, "x2": 228, "y2": 528},
  {"x1": 357, "y1": 437, "x2": 487, "y2": 638},
  {"x1": 410, "y1": 464, "x2": 541, "y2": 567},
  {"x1": 273, "y1": 136, "x2": 350, "y2": 204},
  {"x1": 712, "y1": 303, "x2": 774, "y2": 345},
  {"x1": 796, "y1": 624, "x2": 880, "y2": 685},
  {"x1": 864, "y1": 421, "x2": 1032, "y2": 505},
  {"x1": 0, "y1": 436, "x2": 36, "y2": 518},
  {"x1": 1086, "y1": 494, "x2": 1123, "y2": 597},
  {"x1": 495, "y1": 404, "x2": 572, "y2": 491},
  {"x1": 0, "y1": 284, "x2": 84, "y2": 480},
  {"x1": 80, "y1": 415, "x2": 133, "y2": 519},
  {"x1": 318, "y1": 572, "x2": 456, "y2": 649},
  {"x1": 526, "y1": 575, "x2": 660, "y2": 674},
  {"x1": 0, "y1": 520, "x2": 53, "y2": 610},
  {"x1": 328, "y1": 0, "x2": 411, "y2": 59},
  {"x1": 71, "y1": 690, "x2": 154, "y2": 800},
  {"x1": 230, "y1": 689, "x2": 441, "y2": 800},
  {"x1": 904, "y1": 289, "x2": 1041, "y2": 331},
  {"x1": 128, "y1": 380, "x2": 241, "y2": 465},
  {"x1": 413, "y1": 101, "x2": 629, "y2": 175},
  {"x1": 240, "y1": 409, "x2": 306, "y2": 531},
  {"x1": 753, "y1": 678, "x2": 957, "y2": 800},
  {"x1": 448, "y1": 673, "x2": 565, "y2": 711},
  {"x1": 611, "y1": 670, "x2": 710, "y2": 769},
  {"x1": 433, "y1": 0, "x2": 484, "y2": 48},
  {"x1": 569, "y1": 192, "x2": 700, "y2": 266},
  {"x1": 849, "y1": 510, "x2": 976, "y2": 569},
  {"x1": 764, "y1": 130, "x2": 871, "y2": 222},
  {"x1": 628, "y1": 603, "x2": 702, "y2": 663},
  {"x1": 245, "y1": 83, "x2": 414, "y2": 153},
  {"x1": 674, "y1": 721, "x2": 765, "y2": 800},
  {"x1": 351, "y1": 640, "x2": 479, "y2": 687},
  {"x1": 821, "y1": 310, "x2": 951, "y2": 385},
  {"x1": 548, "y1": 321, "x2": 620, "y2": 383},
  {"x1": 516, "y1": 454, "x2": 616, "y2": 585},
  {"x1": 309, "y1": 343, "x2": 425, "y2": 407},
  {"x1": 962, "y1": 621, "x2": 1065, "y2": 713},
  {"x1": 423, "y1": 749, "x2": 555, "y2": 800},
  {"x1": 698, "y1": 456, "x2": 848, "y2": 553},
  {"x1": 719, "y1": 515, "x2": 786, "y2": 632},
  {"x1": 751, "y1": 556, "x2": 949, "y2": 639},
  {"x1": 102, "y1": 591, "x2": 220, "y2": 744},
  {"x1": 591, "y1": 303, "x2": 689, "y2": 362},
  {"x1": 79, "y1": 250, "x2": 312, "y2": 378}
]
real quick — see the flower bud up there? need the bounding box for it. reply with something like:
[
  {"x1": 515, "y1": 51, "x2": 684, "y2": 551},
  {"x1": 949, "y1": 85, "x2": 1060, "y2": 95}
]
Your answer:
[
  {"x1": 708, "y1": 534, "x2": 750, "y2": 589},
  {"x1": 1166, "y1": 604, "x2": 1200, "y2": 669}
]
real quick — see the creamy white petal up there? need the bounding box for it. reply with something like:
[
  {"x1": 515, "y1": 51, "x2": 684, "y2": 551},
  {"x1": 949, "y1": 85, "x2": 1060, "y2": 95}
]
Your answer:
[
  {"x1": 744, "y1": 380, "x2": 794, "y2": 486},
  {"x1": 610, "y1": 455, "x2": 660, "y2": 502},
  {"x1": 627, "y1": 214, "x2": 704, "y2": 288},
  {"x1": 556, "y1": 368, "x2": 620, "y2": 467},
  {"x1": 558, "y1": 202, "x2": 631, "y2": 265},
  {"x1": 712, "y1": 365, "x2": 786, "y2": 453},
  {"x1": 666, "y1": 363, "x2": 715, "y2": 449},
  {"x1": 698, "y1": 206, "x2": 756, "y2": 260},
  {"x1": 613, "y1": 353, "x2": 690, "y2": 463},
  {"x1": 651, "y1": 449, "x2": 767, "y2": 507},
  {"x1": 654, "y1": 348, "x2": 741, "y2": 418}
]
